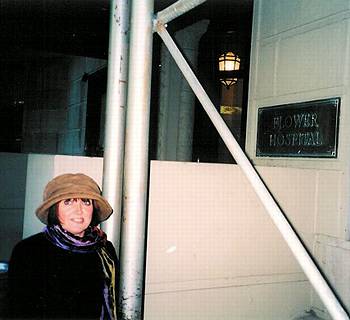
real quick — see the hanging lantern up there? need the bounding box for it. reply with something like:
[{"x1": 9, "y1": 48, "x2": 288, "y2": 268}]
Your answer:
[{"x1": 218, "y1": 51, "x2": 240, "y2": 89}]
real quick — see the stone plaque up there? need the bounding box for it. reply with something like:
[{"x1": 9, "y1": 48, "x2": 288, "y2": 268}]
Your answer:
[{"x1": 256, "y1": 98, "x2": 340, "y2": 158}]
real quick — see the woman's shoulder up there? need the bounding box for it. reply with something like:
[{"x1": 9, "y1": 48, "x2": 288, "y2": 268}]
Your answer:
[
  {"x1": 12, "y1": 232, "x2": 47, "y2": 253},
  {"x1": 9, "y1": 233, "x2": 49, "y2": 270},
  {"x1": 17, "y1": 232, "x2": 46, "y2": 244},
  {"x1": 105, "y1": 240, "x2": 118, "y2": 262}
]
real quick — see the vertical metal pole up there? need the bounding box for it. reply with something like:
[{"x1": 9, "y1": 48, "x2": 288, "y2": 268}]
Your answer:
[
  {"x1": 119, "y1": 0, "x2": 154, "y2": 319},
  {"x1": 101, "y1": 0, "x2": 130, "y2": 254}
]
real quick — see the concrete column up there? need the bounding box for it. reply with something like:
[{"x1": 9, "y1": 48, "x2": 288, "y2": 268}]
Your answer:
[
  {"x1": 156, "y1": 20, "x2": 209, "y2": 161},
  {"x1": 156, "y1": 45, "x2": 171, "y2": 160},
  {"x1": 175, "y1": 20, "x2": 209, "y2": 161}
]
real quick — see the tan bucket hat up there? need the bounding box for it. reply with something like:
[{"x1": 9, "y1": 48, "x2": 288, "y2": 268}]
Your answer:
[{"x1": 35, "y1": 173, "x2": 113, "y2": 225}]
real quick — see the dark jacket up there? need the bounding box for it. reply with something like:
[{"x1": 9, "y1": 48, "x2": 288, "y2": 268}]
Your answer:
[{"x1": 6, "y1": 232, "x2": 118, "y2": 319}]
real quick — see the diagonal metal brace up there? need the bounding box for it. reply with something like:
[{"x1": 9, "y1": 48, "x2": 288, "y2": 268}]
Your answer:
[{"x1": 153, "y1": 0, "x2": 206, "y2": 31}]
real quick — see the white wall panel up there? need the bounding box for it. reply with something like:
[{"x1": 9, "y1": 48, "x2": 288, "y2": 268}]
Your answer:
[
  {"x1": 315, "y1": 171, "x2": 342, "y2": 237},
  {"x1": 256, "y1": 43, "x2": 276, "y2": 99},
  {"x1": 257, "y1": 166, "x2": 318, "y2": 247},
  {"x1": 145, "y1": 280, "x2": 310, "y2": 320},
  {"x1": 313, "y1": 234, "x2": 350, "y2": 317},
  {"x1": 277, "y1": 22, "x2": 346, "y2": 95},
  {"x1": 259, "y1": 0, "x2": 350, "y2": 38},
  {"x1": 145, "y1": 161, "x2": 313, "y2": 318}
]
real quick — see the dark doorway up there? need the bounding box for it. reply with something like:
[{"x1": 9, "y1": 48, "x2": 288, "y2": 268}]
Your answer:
[
  {"x1": 0, "y1": 103, "x2": 23, "y2": 153},
  {"x1": 192, "y1": 13, "x2": 252, "y2": 164},
  {"x1": 85, "y1": 68, "x2": 107, "y2": 156},
  {"x1": 0, "y1": 61, "x2": 26, "y2": 153}
]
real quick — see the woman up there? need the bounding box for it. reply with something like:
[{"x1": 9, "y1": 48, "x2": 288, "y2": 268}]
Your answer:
[{"x1": 7, "y1": 173, "x2": 118, "y2": 319}]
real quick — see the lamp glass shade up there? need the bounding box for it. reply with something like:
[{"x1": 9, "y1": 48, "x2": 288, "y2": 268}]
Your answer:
[
  {"x1": 219, "y1": 52, "x2": 241, "y2": 88},
  {"x1": 218, "y1": 52, "x2": 240, "y2": 72}
]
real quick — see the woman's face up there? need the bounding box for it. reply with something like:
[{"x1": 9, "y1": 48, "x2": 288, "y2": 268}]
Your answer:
[{"x1": 57, "y1": 198, "x2": 93, "y2": 237}]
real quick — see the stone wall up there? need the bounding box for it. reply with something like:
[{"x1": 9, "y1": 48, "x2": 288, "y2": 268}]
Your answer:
[
  {"x1": 246, "y1": 1, "x2": 350, "y2": 318},
  {"x1": 20, "y1": 54, "x2": 106, "y2": 155}
]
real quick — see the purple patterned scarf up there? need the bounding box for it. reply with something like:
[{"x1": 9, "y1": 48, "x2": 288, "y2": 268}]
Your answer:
[{"x1": 44, "y1": 225, "x2": 117, "y2": 319}]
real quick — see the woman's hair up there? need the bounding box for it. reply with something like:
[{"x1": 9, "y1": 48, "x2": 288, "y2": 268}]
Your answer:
[{"x1": 47, "y1": 200, "x2": 99, "y2": 227}]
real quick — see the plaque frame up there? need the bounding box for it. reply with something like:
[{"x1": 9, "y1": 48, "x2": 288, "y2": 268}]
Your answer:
[{"x1": 256, "y1": 98, "x2": 340, "y2": 158}]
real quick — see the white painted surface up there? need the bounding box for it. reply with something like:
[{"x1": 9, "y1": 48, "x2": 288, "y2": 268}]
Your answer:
[{"x1": 144, "y1": 161, "x2": 316, "y2": 319}]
